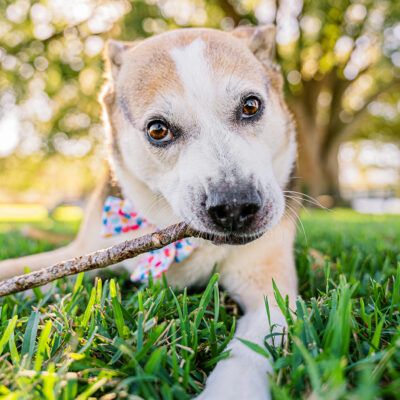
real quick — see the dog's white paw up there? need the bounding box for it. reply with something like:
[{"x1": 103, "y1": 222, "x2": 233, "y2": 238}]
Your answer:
[
  {"x1": 193, "y1": 352, "x2": 272, "y2": 400},
  {"x1": 192, "y1": 306, "x2": 287, "y2": 400}
]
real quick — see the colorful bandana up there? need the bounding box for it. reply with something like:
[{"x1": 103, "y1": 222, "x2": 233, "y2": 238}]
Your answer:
[{"x1": 101, "y1": 196, "x2": 196, "y2": 281}]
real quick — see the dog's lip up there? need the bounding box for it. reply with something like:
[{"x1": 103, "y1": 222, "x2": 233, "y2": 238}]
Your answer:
[{"x1": 194, "y1": 230, "x2": 266, "y2": 246}]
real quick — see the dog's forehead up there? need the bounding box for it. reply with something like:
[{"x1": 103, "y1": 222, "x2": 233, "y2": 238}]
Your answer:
[{"x1": 118, "y1": 29, "x2": 266, "y2": 112}]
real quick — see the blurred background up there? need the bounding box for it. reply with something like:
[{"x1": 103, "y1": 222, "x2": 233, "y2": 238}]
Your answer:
[{"x1": 0, "y1": 0, "x2": 399, "y2": 222}]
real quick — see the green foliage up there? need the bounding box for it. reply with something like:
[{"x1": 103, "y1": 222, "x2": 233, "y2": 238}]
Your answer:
[
  {"x1": 0, "y1": 209, "x2": 399, "y2": 399},
  {"x1": 279, "y1": 0, "x2": 400, "y2": 87}
]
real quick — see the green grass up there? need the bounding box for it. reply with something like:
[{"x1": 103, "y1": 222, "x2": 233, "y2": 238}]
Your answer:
[{"x1": 0, "y1": 209, "x2": 399, "y2": 400}]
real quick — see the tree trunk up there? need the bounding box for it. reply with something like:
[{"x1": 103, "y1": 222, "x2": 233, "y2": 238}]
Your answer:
[
  {"x1": 296, "y1": 131, "x2": 341, "y2": 199},
  {"x1": 293, "y1": 105, "x2": 342, "y2": 202},
  {"x1": 296, "y1": 120, "x2": 326, "y2": 198},
  {"x1": 289, "y1": 71, "x2": 398, "y2": 204},
  {"x1": 322, "y1": 140, "x2": 342, "y2": 203}
]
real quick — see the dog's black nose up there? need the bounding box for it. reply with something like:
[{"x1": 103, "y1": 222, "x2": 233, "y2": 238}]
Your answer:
[{"x1": 206, "y1": 188, "x2": 262, "y2": 231}]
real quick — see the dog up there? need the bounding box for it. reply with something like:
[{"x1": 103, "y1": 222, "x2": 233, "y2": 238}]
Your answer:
[{"x1": 0, "y1": 25, "x2": 299, "y2": 399}]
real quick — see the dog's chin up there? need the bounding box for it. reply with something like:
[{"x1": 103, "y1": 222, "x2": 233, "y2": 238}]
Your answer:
[{"x1": 199, "y1": 230, "x2": 266, "y2": 246}]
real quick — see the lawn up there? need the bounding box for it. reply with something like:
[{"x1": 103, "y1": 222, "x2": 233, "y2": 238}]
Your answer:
[{"x1": 0, "y1": 208, "x2": 399, "y2": 400}]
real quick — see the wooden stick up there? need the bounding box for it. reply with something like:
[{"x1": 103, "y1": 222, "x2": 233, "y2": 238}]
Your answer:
[{"x1": 0, "y1": 222, "x2": 199, "y2": 298}]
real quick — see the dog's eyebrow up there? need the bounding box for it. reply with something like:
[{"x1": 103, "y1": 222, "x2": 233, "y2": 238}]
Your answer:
[{"x1": 118, "y1": 96, "x2": 135, "y2": 126}]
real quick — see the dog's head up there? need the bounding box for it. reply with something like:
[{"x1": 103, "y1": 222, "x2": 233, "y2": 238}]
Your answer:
[{"x1": 102, "y1": 27, "x2": 296, "y2": 245}]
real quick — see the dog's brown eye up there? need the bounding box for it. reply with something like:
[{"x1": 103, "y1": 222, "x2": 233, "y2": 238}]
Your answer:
[
  {"x1": 242, "y1": 97, "x2": 260, "y2": 117},
  {"x1": 147, "y1": 121, "x2": 172, "y2": 142}
]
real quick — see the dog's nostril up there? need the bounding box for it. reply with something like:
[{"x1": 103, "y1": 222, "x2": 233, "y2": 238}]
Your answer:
[
  {"x1": 240, "y1": 203, "x2": 259, "y2": 220},
  {"x1": 214, "y1": 205, "x2": 229, "y2": 220}
]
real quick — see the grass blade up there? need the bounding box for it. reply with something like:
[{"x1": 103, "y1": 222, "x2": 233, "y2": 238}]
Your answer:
[
  {"x1": 34, "y1": 320, "x2": 52, "y2": 371},
  {"x1": 0, "y1": 315, "x2": 18, "y2": 356},
  {"x1": 110, "y1": 279, "x2": 125, "y2": 338},
  {"x1": 21, "y1": 311, "x2": 40, "y2": 364}
]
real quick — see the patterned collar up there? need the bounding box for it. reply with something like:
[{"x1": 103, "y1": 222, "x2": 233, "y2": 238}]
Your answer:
[{"x1": 101, "y1": 196, "x2": 196, "y2": 281}]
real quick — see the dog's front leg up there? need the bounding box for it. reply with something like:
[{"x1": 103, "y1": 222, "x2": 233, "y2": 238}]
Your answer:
[
  {"x1": 194, "y1": 218, "x2": 298, "y2": 400},
  {"x1": 195, "y1": 305, "x2": 287, "y2": 400}
]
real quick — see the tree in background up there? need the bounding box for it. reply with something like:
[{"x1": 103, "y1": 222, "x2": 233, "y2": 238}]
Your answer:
[
  {"x1": 275, "y1": 0, "x2": 400, "y2": 200},
  {"x1": 0, "y1": 0, "x2": 399, "y2": 204}
]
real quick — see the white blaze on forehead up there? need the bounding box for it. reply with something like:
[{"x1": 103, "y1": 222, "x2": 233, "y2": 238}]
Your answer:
[
  {"x1": 170, "y1": 38, "x2": 214, "y2": 100},
  {"x1": 168, "y1": 37, "x2": 262, "y2": 115}
]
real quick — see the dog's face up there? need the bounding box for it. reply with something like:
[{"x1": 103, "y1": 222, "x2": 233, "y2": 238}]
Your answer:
[{"x1": 103, "y1": 27, "x2": 296, "y2": 244}]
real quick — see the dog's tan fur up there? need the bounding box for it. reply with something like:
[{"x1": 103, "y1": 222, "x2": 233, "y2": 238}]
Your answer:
[{"x1": 0, "y1": 26, "x2": 300, "y2": 400}]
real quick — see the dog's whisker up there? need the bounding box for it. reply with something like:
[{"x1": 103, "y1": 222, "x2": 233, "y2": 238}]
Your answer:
[
  {"x1": 283, "y1": 210, "x2": 299, "y2": 239},
  {"x1": 284, "y1": 194, "x2": 310, "y2": 216},
  {"x1": 284, "y1": 193, "x2": 321, "y2": 210},
  {"x1": 285, "y1": 204, "x2": 308, "y2": 246},
  {"x1": 283, "y1": 190, "x2": 330, "y2": 210}
]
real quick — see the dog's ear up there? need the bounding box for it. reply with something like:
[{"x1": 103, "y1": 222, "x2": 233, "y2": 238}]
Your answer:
[
  {"x1": 104, "y1": 39, "x2": 138, "y2": 80},
  {"x1": 231, "y1": 25, "x2": 276, "y2": 66}
]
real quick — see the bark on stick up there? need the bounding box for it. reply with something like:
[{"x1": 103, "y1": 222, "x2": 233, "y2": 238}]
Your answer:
[{"x1": 0, "y1": 222, "x2": 199, "y2": 298}]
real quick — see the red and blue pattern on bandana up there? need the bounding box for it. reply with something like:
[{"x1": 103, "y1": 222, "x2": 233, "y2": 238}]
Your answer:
[{"x1": 101, "y1": 196, "x2": 196, "y2": 281}]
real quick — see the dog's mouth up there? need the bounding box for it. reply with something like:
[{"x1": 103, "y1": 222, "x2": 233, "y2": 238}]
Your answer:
[{"x1": 196, "y1": 230, "x2": 265, "y2": 245}]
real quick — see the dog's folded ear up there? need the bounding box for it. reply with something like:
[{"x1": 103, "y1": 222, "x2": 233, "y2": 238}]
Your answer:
[
  {"x1": 231, "y1": 25, "x2": 276, "y2": 66},
  {"x1": 104, "y1": 40, "x2": 139, "y2": 79}
]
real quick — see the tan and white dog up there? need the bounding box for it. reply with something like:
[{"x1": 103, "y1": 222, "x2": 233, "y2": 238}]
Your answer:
[{"x1": 0, "y1": 26, "x2": 300, "y2": 399}]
